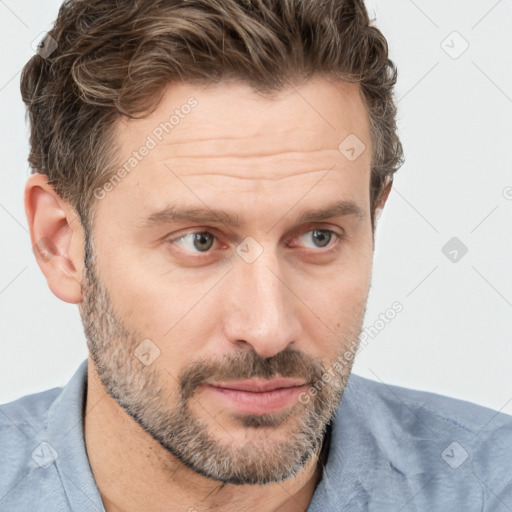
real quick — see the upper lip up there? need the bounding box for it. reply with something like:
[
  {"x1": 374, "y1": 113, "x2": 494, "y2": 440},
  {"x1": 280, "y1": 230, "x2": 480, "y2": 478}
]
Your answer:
[{"x1": 206, "y1": 377, "x2": 307, "y2": 393}]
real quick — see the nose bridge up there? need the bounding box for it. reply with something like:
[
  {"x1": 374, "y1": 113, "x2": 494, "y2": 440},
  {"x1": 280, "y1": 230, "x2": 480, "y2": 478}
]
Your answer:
[{"x1": 224, "y1": 245, "x2": 301, "y2": 356}]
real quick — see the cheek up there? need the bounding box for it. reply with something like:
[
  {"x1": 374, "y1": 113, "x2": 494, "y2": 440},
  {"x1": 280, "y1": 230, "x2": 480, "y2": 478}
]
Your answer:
[
  {"x1": 95, "y1": 246, "x2": 214, "y2": 371},
  {"x1": 302, "y1": 276, "x2": 369, "y2": 333},
  {"x1": 300, "y1": 230, "x2": 372, "y2": 293},
  {"x1": 292, "y1": 248, "x2": 372, "y2": 352}
]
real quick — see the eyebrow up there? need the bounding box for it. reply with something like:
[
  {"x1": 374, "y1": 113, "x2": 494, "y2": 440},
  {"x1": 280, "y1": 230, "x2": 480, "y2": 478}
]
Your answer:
[{"x1": 141, "y1": 199, "x2": 365, "y2": 229}]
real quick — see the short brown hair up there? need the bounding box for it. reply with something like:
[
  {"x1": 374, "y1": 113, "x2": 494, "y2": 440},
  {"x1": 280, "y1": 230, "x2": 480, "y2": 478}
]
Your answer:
[{"x1": 21, "y1": 0, "x2": 404, "y2": 232}]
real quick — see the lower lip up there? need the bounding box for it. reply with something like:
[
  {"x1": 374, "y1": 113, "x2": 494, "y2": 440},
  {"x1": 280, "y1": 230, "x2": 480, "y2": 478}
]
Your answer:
[{"x1": 203, "y1": 384, "x2": 308, "y2": 415}]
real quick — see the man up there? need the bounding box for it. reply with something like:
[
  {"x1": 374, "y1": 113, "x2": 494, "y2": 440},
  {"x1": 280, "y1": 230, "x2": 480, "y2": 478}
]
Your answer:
[{"x1": 1, "y1": 0, "x2": 510, "y2": 510}]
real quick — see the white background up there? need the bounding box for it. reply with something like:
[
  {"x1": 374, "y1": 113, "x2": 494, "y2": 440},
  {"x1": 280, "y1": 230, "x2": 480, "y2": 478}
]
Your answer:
[{"x1": 0, "y1": 0, "x2": 511, "y2": 412}]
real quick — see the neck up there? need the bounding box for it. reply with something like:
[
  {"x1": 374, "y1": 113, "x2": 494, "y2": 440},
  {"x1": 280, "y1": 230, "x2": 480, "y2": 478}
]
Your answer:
[{"x1": 84, "y1": 362, "x2": 322, "y2": 512}]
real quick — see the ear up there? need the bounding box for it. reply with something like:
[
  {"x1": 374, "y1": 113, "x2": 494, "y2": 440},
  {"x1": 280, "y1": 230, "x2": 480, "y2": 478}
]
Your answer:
[
  {"x1": 373, "y1": 176, "x2": 393, "y2": 223},
  {"x1": 24, "y1": 173, "x2": 86, "y2": 304}
]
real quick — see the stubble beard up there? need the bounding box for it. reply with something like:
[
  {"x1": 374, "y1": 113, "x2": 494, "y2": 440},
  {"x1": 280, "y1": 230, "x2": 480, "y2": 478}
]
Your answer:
[{"x1": 79, "y1": 238, "x2": 362, "y2": 485}]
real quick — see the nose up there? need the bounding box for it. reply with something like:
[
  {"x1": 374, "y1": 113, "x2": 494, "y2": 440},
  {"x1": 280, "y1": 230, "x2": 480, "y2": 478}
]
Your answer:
[{"x1": 222, "y1": 249, "x2": 302, "y2": 358}]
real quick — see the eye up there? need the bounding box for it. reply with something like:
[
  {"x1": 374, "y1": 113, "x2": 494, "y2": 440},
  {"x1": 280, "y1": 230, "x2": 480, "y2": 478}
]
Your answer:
[
  {"x1": 295, "y1": 229, "x2": 339, "y2": 250},
  {"x1": 167, "y1": 227, "x2": 342, "y2": 258},
  {"x1": 171, "y1": 231, "x2": 217, "y2": 253}
]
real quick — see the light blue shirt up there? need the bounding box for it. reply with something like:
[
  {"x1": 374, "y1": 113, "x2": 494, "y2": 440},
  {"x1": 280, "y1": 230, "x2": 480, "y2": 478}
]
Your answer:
[{"x1": 1, "y1": 360, "x2": 511, "y2": 511}]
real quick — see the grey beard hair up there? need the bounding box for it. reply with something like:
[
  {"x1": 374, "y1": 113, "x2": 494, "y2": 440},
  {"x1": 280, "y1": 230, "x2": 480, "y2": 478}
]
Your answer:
[{"x1": 78, "y1": 236, "x2": 358, "y2": 485}]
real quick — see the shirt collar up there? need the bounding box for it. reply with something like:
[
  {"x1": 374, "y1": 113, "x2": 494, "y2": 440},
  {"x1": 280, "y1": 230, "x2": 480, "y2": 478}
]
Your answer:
[{"x1": 47, "y1": 360, "x2": 105, "y2": 511}]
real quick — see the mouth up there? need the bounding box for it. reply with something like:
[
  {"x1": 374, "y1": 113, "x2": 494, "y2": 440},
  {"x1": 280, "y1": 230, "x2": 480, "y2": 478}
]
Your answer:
[{"x1": 202, "y1": 377, "x2": 308, "y2": 415}]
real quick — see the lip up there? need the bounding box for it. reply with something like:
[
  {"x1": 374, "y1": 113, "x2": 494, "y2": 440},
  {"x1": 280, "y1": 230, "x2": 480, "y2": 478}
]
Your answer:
[
  {"x1": 203, "y1": 378, "x2": 308, "y2": 415},
  {"x1": 208, "y1": 377, "x2": 307, "y2": 392}
]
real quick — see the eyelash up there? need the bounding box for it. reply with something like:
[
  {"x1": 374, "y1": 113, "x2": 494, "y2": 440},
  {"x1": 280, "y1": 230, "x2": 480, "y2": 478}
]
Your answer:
[{"x1": 166, "y1": 226, "x2": 344, "y2": 258}]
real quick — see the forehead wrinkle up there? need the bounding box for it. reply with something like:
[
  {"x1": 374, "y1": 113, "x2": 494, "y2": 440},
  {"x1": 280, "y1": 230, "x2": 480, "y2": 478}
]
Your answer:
[
  {"x1": 153, "y1": 130, "x2": 347, "y2": 158},
  {"x1": 159, "y1": 147, "x2": 341, "y2": 159},
  {"x1": 158, "y1": 167, "x2": 338, "y2": 182}
]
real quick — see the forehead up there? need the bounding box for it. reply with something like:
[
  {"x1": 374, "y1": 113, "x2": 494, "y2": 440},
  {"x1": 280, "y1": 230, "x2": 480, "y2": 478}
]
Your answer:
[
  {"x1": 100, "y1": 78, "x2": 372, "y2": 226},
  {"x1": 115, "y1": 78, "x2": 371, "y2": 167}
]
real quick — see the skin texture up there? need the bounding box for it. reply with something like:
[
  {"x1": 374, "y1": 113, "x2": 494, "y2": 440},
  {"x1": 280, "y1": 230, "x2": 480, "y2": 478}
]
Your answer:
[{"x1": 25, "y1": 78, "x2": 392, "y2": 512}]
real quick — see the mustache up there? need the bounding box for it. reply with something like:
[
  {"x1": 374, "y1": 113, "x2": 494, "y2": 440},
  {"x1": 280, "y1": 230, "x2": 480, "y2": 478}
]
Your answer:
[{"x1": 179, "y1": 347, "x2": 327, "y2": 400}]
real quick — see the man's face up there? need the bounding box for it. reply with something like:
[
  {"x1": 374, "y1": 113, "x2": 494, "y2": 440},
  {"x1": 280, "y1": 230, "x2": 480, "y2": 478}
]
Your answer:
[{"x1": 79, "y1": 78, "x2": 375, "y2": 484}]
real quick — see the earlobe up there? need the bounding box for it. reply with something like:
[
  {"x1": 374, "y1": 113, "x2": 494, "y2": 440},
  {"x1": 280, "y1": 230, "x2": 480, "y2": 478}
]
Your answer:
[{"x1": 24, "y1": 173, "x2": 85, "y2": 304}]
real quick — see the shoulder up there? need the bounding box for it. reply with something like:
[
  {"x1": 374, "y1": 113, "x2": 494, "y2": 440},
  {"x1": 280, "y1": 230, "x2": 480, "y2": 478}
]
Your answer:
[
  {"x1": 0, "y1": 385, "x2": 63, "y2": 443},
  {"x1": 346, "y1": 373, "x2": 512, "y2": 437},
  {"x1": 0, "y1": 386, "x2": 63, "y2": 454},
  {"x1": 0, "y1": 387, "x2": 67, "y2": 508},
  {"x1": 326, "y1": 373, "x2": 512, "y2": 510},
  {"x1": 0, "y1": 361, "x2": 102, "y2": 511},
  {"x1": 0, "y1": 386, "x2": 62, "y2": 432}
]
